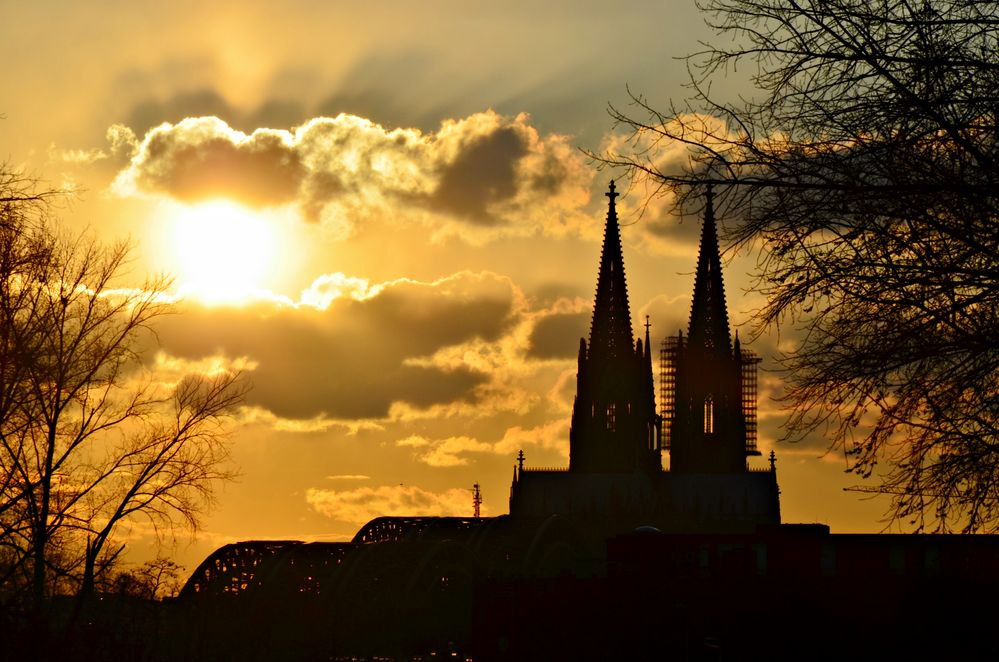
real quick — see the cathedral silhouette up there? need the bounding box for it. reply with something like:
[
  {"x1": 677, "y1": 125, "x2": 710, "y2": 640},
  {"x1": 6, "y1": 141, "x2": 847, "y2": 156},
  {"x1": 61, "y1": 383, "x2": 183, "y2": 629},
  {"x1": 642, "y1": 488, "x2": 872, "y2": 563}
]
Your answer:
[
  {"x1": 173, "y1": 183, "x2": 999, "y2": 660},
  {"x1": 509, "y1": 181, "x2": 779, "y2": 535}
]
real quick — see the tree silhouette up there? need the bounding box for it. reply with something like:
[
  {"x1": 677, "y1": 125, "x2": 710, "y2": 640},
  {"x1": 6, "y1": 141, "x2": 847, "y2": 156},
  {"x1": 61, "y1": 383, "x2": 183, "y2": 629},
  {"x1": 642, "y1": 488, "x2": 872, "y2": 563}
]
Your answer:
[
  {"x1": 598, "y1": 0, "x2": 999, "y2": 531},
  {"x1": 0, "y1": 165, "x2": 244, "y2": 623}
]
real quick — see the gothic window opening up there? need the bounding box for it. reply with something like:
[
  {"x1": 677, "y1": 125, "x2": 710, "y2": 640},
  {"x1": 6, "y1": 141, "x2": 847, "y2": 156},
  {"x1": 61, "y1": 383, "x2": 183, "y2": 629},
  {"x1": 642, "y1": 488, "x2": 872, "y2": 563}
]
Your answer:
[
  {"x1": 607, "y1": 403, "x2": 616, "y2": 431},
  {"x1": 704, "y1": 395, "x2": 714, "y2": 434}
]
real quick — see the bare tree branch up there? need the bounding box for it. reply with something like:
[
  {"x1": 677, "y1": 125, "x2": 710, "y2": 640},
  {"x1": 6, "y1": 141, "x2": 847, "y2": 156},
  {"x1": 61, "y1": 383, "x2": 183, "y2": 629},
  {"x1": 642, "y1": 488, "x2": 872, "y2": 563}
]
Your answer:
[
  {"x1": 594, "y1": 0, "x2": 999, "y2": 532},
  {"x1": 0, "y1": 164, "x2": 245, "y2": 611}
]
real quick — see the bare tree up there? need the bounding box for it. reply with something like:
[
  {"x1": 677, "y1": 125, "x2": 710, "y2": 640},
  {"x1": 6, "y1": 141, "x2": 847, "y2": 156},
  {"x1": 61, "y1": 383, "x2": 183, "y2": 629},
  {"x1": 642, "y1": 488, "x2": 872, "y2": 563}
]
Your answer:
[
  {"x1": 79, "y1": 371, "x2": 242, "y2": 596},
  {"x1": 0, "y1": 165, "x2": 62, "y2": 600},
  {"x1": 0, "y1": 167, "x2": 244, "y2": 611},
  {"x1": 599, "y1": 0, "x2": 999, "y2": 531},
  {"x1": 97, "y1": 556, "x2": 185, "y2": 601}
]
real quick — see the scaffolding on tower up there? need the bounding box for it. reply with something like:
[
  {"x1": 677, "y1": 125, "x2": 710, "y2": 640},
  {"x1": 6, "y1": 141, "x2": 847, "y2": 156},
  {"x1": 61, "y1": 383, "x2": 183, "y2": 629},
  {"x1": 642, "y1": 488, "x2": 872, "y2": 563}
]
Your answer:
[
  {"x1": 741, "y1": 349, "x2": 762, "y2": 456},
  {"x1": 659, "y1": 336, "x2": 681, "y2": 451}
]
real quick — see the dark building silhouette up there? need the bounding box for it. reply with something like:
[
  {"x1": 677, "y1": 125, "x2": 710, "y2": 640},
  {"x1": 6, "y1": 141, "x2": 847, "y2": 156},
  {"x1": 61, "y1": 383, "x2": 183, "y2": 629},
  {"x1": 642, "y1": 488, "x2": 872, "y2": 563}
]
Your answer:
[
  {"x1": 509, "y1": 182, "x2": 779, "y2": 536},
  {"x1": 568, "y1": 181, "x2": 661, "y2": 474},
  {"x1": 665, "y1": 188, "x2": 763, "y2": 474},
  {"x1": 170, "y1": 183, "x2": 999, "y2": 660}
]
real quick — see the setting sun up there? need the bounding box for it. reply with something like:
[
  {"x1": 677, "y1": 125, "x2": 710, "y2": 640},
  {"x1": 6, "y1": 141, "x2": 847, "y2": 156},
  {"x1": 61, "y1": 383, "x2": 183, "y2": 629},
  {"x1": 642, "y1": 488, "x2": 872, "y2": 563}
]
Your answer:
[{"x1": 171, "y1": 200, "x2": 276, "y2": 303}]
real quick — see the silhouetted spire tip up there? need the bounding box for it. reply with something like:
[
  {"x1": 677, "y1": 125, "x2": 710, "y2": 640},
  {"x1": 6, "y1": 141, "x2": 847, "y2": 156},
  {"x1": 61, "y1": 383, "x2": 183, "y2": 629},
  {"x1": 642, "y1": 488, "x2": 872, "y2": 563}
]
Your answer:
[
  {"x1": 687, "y1": 185, "x2": 732, "y2": 352},
  {"x1": 705, "y1": 183, "x2": 716, "y2": 223},
  {"x1": 605, "y1": 181, "x2": 619, "y2": 220},
  {"x1": 588, "y1": 178, "x2": 633, "y2": 356}
]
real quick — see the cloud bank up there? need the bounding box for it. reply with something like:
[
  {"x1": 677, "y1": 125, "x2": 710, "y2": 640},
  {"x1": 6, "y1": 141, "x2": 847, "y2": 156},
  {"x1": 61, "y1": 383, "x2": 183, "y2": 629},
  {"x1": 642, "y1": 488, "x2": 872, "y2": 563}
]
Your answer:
[
  {"x1": 113, "y1": 111, "x2": 594, "y2": 242},
  {"x1": 153, "y1": 271, "x2": 519, "y2": 421}
]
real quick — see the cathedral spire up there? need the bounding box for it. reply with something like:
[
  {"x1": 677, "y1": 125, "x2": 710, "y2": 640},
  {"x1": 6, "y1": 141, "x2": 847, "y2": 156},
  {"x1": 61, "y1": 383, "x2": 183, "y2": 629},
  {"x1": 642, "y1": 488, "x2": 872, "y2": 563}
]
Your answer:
[
  {"x1": 687, "y1": 185, "x2": 732, "y2": 354},
  {"x1": 569, "y1": 181, "x2": 659, "y2": 474},
  {"x1": 589, "y1": 180, "x2": 634, "y2": 360}
]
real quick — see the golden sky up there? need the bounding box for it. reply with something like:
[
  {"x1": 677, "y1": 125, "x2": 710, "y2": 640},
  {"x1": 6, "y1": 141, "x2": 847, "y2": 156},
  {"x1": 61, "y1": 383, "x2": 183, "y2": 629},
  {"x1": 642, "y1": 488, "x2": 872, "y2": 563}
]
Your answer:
[{"x1": 1, "y1": 0, "x2": 887, "y2": 569}]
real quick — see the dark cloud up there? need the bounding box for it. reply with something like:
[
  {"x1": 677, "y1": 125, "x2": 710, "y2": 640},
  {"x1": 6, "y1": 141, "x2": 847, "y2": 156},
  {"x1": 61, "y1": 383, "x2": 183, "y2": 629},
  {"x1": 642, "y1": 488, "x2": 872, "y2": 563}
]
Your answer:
[
  {"x1": 153, "y1": 273, "x2": 518, "y2": 420},
  {"x1": 527, "y1": 312, "x2": 589, "y2": 359},
  {"x1": 114, "y1": 111, "x2": 594, "y2": 240},
  {"x1": 315, "y1": 51, "x2": 470, "y2": 132},
  {"x1": 357, "y1": 279, "x2": 514, "y2": 350},
  {"x1": 126, "y1": 90, "x2": 237, "y2": 137},
  {"x1": 430, "y1": 127, "x2": 526, "y2": 224},
  {"x1": 492, "y1": 61, "x2": 627, "y2": 149},
  {"x1": 644, "y1": 213, "x2": 703, "y2": 243},
  {"x1": 527, "y1": 150, "x2": 569, "y2": 195},
  {"x1": 124, "y1": 118, "x2": 305, "y2": 206},
  {"x1": 640, "y1": 192, "x2": 753, "y2": 245},
  {"x1": 298, "y1": 171, "x2": 347, "y2": 221}
]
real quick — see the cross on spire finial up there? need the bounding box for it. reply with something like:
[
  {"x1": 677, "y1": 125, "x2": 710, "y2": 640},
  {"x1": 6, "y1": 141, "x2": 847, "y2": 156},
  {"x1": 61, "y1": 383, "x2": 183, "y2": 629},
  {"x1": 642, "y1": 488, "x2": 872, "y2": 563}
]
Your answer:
[
  {"x1": 644, "y1": 315, "x2": 651, "y2": 334},
  {"x1": 606, "y1": 179, "x2": 618, "y2": 203}
]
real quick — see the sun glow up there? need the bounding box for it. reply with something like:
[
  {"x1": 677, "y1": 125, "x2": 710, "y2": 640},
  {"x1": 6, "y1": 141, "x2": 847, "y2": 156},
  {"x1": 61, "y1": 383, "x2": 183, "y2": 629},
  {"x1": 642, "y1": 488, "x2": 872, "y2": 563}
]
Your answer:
[{"x1": 171, "y1": 200, "x2": 277, "y2": 304}]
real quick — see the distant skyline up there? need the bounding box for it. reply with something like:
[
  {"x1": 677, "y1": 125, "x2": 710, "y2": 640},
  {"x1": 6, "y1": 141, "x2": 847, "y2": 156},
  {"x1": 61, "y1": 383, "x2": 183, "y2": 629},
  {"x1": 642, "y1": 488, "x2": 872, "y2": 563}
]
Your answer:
[{"x1": 1, "y1": 0, "x2": 886, "y2": 570}]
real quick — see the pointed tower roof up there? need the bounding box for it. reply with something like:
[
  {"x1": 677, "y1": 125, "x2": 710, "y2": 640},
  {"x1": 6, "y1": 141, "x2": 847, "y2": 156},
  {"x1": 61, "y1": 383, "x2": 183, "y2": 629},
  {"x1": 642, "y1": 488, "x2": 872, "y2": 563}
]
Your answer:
[
  {"x1": 589, "y1": 180, "x2": 634, "y2": 359},
  {"x1": 687, "y1": 186, "x2": 732, "y2": 353}
]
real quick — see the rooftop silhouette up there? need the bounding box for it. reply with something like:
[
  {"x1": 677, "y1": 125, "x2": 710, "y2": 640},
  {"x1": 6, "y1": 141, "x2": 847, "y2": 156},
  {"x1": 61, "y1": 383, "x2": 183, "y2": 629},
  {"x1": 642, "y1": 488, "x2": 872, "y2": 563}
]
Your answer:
[{"x1": 159, "y1": 183, "x2": 999, "y2": 660}]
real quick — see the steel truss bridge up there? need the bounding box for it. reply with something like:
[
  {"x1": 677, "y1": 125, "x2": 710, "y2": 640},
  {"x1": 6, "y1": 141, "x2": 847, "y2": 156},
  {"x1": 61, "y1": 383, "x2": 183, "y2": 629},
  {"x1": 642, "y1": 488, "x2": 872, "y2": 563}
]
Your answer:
[{"x1": 173, "y1": 514, "x2": 589, "y2": 658}]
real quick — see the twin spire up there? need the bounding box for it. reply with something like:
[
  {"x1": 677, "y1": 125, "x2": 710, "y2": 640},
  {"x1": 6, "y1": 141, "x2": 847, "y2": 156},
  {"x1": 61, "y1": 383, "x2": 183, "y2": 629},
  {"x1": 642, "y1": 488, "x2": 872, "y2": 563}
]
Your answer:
[
  {"x1": 572, "y1": 181, "x2": 659, "y2": 474},
  {"x1": 569, "y1": 180, "x2": 735, "y2": 474},
  {"x1": 687, "y1": 186, "x2": 732, "y2": 354},
  {"x1": 588, "y1": 180, "x2": 634, "y2": 360},
  {"x1": 590, "y1": 181, "x2": 731, "y2": 359}
]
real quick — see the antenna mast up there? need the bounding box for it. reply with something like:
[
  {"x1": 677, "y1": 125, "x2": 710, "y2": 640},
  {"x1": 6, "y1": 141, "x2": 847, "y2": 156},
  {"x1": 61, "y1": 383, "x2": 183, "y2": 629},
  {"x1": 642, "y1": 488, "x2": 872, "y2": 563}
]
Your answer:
[{"x1": 472, "y1": 482, "x2": 482, "y2": 518}]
